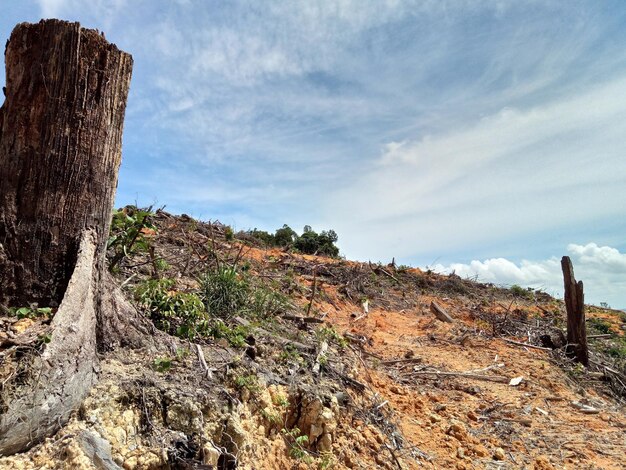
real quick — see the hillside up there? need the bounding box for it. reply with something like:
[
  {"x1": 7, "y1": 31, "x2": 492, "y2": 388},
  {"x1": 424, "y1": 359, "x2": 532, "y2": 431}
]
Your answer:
[{"x1": 1, "y1": 208, "x2": 625, "y2": 469}]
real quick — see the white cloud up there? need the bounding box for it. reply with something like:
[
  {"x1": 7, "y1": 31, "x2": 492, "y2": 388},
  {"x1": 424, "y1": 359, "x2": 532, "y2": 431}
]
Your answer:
[
  {"x1": 431, "y1": 243, "x2": 626, "y2": 308},
  {"x1": 37, "y1": 0, "x2": 126, "y2": 29},
  {"x1": 37, "y1": 0, "x2": 68, "y2": 18}
]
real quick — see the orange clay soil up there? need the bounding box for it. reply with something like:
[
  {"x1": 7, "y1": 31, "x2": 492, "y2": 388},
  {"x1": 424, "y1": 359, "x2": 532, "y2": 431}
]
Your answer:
[{"x1": 282, "y1": 267, "x2": 625, "y2": 469}]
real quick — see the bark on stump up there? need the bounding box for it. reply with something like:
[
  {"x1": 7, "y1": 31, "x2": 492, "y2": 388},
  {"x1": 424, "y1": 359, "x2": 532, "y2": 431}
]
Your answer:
[
  {"x1": 561, "y1": 256, "x2": 588, "y2": 366},
  {"x1": 0, "y1": 20, "x2": 132, "y2": 455}
]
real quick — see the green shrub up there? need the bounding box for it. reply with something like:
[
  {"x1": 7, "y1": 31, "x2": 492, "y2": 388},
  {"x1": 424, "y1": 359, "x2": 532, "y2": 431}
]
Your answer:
[
  {"x1": 249, "y1": 288, "x2": 288, "y2": 318},
  {"x1": 108, "y1": 206, "x2": 156, "y2": 271},
  {"x1": 510, "y1": 284, "x2": 532, "y2": 299},
  {"x1": 9, "y1": 306, "x2": 53, "y2": 319},
  {"x1": 316, "y1": 326, "x2": 348, "y2": 349},
  {"x1": 588, "y1": 317, "x2": 612, "y2": 334},
  {"x1": 607, "y1": 344, "x2": 626, "y2": 359},
  {"x1": 198, "y1": 266, "x2": 249, "y2": 319},
  {"x1": 153, "y1": 357, "x2": 173, "y2": 373},
  {"x1": 207, "y1": 320, "x2": 249, "y2": 347},
  {"x1": 135, "y1": 278, "x2": 207, "y2": 339},
  {"x1": 246, "y1": 228, "x2": 276, "y2": 246}
]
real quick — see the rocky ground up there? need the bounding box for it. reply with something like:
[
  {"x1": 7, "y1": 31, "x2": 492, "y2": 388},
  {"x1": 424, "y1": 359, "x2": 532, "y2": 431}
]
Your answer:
[{"x1": 1, "y1": 209, "x2": 624, "y2": 469}]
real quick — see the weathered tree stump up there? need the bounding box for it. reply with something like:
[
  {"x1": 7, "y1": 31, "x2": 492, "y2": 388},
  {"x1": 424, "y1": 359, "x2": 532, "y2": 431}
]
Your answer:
[
  {"x1": 561, "y1": 256, "x2": 588, "y2": 366},
  {"x1": 0, "y1": 19, "x2": 132, "y2": 307},
  {"x1": 0, "y1": 20, "x2": 134, "y2": 455}
]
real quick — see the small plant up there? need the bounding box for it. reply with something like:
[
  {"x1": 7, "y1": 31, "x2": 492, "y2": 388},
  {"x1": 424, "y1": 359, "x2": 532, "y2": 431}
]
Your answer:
[
  {"x1": 9, "y1": 306, "x2": 53, "y2": 319},
  {"x1": 318, "y1": 452, "x2": 335, "y2": 469},
  {"x1": 607, "y1": 344, "x2": 626, "y2": 359},
  {"x1": 207, "y1": 320, "x2": 249, "y2": 347},
  {"x1": 273, "y1": 394, "x2": 289, "y2": 408},
  {"x1": 199, "y1": 266, "x2": 249, "y2": 319},
  {"x1": 249, "y1": 287, "x2": 288, "y2": 318},
  {"x1": 569, "y1": 362, "x2": 585, "y2": 377},
  {"x1": 37, "y1": 333, "x2": 52, "y2": 345},
  {"x1": 282, "y1": 427, "x2": 311, "y2": 462},
  {"x1": 316, "y1": 326, "x2": 348, "y2": 349},
  {"x1": 224, "y1": 226, "x2": 234, "y2": 241},
  {"x1": 279, "y1": 344, "x2": 303, "y2": 364},
  {"x1": 135, "y1": 278, "x2": 208, "y2": 339},
  {"x1": 108, "y1": 206, "x2": 156, "y2": 271},
  {"x1": 234, "y1": 374, "x2": 260, "y2": 393},
  {"x1": 588, "y1": 317, "x2": 612, "y2": 335},
  {"x1": 153, "y1": 357, "x2": 172, "y2": 373},
  {"x1": 260, "y1": 408, "x2": 282, "y2": 425},
  {"x1": 175, "y1": 347, "x2": 190, "y2": 361},
  {"x1": 510, "y1": 284, "x2": 532, "y2": 299},
  {"x1": 154, "y1": 257, "x2": 170, "y2": 272}
]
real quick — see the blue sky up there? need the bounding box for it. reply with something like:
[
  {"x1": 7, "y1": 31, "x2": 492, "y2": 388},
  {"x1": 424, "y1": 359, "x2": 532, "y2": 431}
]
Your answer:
[{"x1": 2, "y1": 1, "x2": 626, "y2": 306}]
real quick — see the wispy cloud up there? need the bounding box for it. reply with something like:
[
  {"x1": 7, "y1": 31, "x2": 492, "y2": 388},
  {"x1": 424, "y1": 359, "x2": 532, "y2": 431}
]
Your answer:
[
  {"x1": 324, "y1": 73, "x2": 626, "y2": 262},
  {"x1": 36, "y1": 0, "x2": 127, "y2": 29}
]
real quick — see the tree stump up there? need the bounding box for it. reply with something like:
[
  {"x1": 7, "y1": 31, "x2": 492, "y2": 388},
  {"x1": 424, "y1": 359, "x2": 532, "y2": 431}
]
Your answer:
[
  {"x1": 0, "y1": 19, "x2": 132, "y2": 307},
  {"x1": 561, "y1": 256, "x2": 588, "y2": 366},
  {"x1": 0, "y1": 20, "x2": 133, "y2": 455}
]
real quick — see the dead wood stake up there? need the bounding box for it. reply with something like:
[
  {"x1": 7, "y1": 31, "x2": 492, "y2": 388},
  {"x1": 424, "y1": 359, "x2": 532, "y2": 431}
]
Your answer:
[
  {"x1": 429, "y1": 301, "x2": 454, "y2": 323},
  {"x1": 561, "y1": 256, "x2": 588, "y2": 366}
]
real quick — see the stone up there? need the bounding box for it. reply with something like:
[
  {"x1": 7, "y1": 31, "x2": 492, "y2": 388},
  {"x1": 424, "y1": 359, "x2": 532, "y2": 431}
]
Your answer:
[
  {"x1": 429, "y1": 414, "x2": 441, "y2": 423},
  {"x1": 318, "y1": 433, "x2": 333, "y2": 453},
  {"x1": 493, "y1": 447, "x2": 506, "y2": 461},
  {"x1": 203, "y1": 444, "x2": 220, "y2": 466}
]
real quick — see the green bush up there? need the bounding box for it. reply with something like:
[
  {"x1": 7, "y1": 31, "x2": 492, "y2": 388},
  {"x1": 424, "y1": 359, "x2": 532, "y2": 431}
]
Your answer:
[
  {"x1": 135, "y1": 278, "x2": 207, "y2": 339},
  {"x1": 108, "y1": 206, "x2": 156, "y2": 271},
  {"x1": 246, "y1": 228, "x2": 275, "y2": 245},
  {"x1": 199, "y1": 266, "x2": 250, "y2": 319},
  {"x1": 588, "y1": 317, "x2": 612, "y2": 334},
  {"x1": 510, "y1": 284, "x2": 532, "y2": 299},
  {"x1": 207, "y1": 320, "x2": 250, "y2": 347}
]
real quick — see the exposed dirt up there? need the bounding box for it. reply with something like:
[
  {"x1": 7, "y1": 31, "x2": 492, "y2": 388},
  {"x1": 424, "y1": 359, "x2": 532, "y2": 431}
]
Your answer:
[{"x1": 1, "y1": 210, "x2": 624, "y2": 469}]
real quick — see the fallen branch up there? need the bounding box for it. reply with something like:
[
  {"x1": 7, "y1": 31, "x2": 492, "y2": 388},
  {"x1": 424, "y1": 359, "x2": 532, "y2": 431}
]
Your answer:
[
  {"x1": 409, "y1": 370, "x2": 510, "y2": 383},
  {"x1": 282, "y1": 315, "x2": 324, "y2": 324},
  {"x1": 381, "y1": 357, "x2": 423, "y2": 366},
  {"x1": 195, "y1": 343, "x2": 212, "y2": 379},
  {"x1": 502, "y1": 338, "x2": 552, "y2": 351},
  {"x1": 384, "y1": 442, "x2": 404, "y2": 469}
]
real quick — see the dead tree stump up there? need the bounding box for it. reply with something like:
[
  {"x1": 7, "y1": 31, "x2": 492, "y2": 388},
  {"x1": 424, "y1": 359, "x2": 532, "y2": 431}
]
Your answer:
[
  {"x1": 0, "y1": 19, "x2": 132, "y2": 307},
  {"x1": 0, "y1": 20, "x2": 132, "y2": 455},
  {"x1": 561, "y1": 256, "x2": 588, "y2": 366}
]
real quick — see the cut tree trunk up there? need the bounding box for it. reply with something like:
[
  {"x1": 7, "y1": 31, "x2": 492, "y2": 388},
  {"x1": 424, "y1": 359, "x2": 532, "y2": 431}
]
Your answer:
[
  {"x1": 0, "y1": 20, "x2": 133, "y2": 455},
  {"x1": 0, "y1": 19, "x2": 132, "y2": 308},
  {"x1": 561, "y1": 256, "x2": 588, "y2": 366}
]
